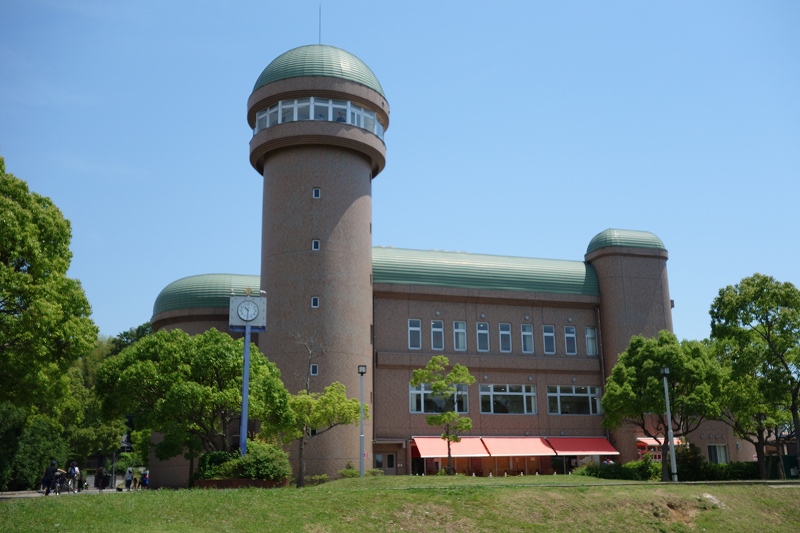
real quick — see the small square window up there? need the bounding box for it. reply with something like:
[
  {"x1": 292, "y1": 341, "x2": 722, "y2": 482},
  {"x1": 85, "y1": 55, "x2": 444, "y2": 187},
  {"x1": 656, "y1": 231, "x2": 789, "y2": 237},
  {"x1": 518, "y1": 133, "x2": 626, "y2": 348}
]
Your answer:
[
  {"x1": 312, "y1": 188, "x2": 321, "y2": 198},
  {"x1": 311, "y1": 296, "x2": 320, "y2": 308},
  {"x1": 310, "y1": 364, "x2": 319, "y2": 376},
  {"x1": 312, "y1": 239, "x2": 321, "y2": 250}
]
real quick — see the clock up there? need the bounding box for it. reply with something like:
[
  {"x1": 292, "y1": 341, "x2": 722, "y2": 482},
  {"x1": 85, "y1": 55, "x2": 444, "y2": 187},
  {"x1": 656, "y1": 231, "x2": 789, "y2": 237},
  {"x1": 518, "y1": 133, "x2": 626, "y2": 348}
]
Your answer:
[{"x1": 237, "y1": 300, "x2": 259, "y2": 321}]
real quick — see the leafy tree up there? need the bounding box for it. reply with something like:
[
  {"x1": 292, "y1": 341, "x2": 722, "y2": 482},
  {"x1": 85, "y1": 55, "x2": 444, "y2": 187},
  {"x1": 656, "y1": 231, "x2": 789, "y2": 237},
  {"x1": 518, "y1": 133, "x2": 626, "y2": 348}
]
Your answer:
[
  {"x1": 285, "y1": 382, "x2": 363, "y2": 487},
  {"x1": 96, "y1": 328, "x2": 293, "y2": 481},
  {"x1": 0, "y1": 157, "x2": 98, "y2": 415},
  {"x1": 710, "y1": 273, "x2": 800, "y2": 472},
  {"x1": 410, "y1": 355, "x2": 476, "y2": 475},
  {"x1": 601, "y1": 331, "x2": 723, "y2": 480},
  {"x1": 109, "y1": 322, "x2": 152, "y2": 357}
]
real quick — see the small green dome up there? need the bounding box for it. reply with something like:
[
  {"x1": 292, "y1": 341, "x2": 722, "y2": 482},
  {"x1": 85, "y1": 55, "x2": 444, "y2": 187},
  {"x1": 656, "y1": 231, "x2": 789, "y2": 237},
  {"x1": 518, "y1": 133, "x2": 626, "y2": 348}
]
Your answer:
[
  {"x1": 586, "y1": 229, "x2": 666, "y2": 254},
  {"x1": 152, "y1": 274, "x2": 260, "y2": 316},
  {"x1": 252, "y1": 44, "x2": 385, "y2": 97}
]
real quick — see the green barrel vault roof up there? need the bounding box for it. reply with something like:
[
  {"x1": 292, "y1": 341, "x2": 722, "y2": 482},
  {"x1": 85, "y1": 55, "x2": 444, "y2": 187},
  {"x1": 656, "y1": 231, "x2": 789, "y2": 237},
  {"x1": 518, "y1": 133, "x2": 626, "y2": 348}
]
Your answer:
[
  {"x1": 153, "y1": 274, "x2": 260, "y2": 316},
  {"x1": 586, "y1": 229, "x2": 665, "y2": 254},
  {"x1": 252, "y1": 44, "x2": 385, "y2": 97},
  {"x1": 372, "y1": 248, "x2": 599, "y2": 296},
  {"x1": 153, "y1": 249, "x2": 600, "y2": 317}
]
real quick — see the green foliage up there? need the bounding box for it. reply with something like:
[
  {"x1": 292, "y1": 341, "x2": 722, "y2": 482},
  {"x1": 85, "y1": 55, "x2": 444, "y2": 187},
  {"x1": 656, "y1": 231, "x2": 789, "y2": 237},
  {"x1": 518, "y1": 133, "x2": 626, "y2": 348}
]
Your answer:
[
  {"x1": 195, "y1": 440, "x2": 290, "y2": 481},
  {"x1": 710, "y1": 273, "x2": 800, "y2": 469},
  {"x1": 109, "y1": 323, "x2": 152, "y2": 357},
  {"x1": 410, "y1": 356, "x2": 476, "y2": 474},
  {"x1": 10, "y1": 415, "x2": 69, "y2": 490},
  {"x1": 675, "y1": 443, "x2": 707, "y2": 481},
  {"x1": 572, "y1": 457, "x2": 659, "y2": 481},
  {"x1": 0, "y1": 157, "x2": 98, "y2": 416},
  {"x1": 286, "y1": 382, "x2": 363, "y2": 487},
  {"x1": 309, "y1": 473, "x2": 330, "y2": 485},
  {"x1": 96, "y1": 328, "x2": 293, "y2": 460},
  {"x1": 601, "y1": 330, "x2": 722, "y2": 481},
  {"x1": 366, "y1": 468, "x2": 384, "y2": 476},
  {"x1": 339, "y1": 468, "x2": 360, "y2": 478}
]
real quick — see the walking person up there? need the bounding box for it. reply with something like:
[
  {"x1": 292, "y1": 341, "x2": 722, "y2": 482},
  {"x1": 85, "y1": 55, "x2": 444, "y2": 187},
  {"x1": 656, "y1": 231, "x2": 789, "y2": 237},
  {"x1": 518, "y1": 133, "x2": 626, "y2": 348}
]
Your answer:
[
  {"x1": 41, "y1": 460, "x2": 58, "y2": 496},
  {"x1": 125, "y1": 467, "x2": 133, "y2": 491}
]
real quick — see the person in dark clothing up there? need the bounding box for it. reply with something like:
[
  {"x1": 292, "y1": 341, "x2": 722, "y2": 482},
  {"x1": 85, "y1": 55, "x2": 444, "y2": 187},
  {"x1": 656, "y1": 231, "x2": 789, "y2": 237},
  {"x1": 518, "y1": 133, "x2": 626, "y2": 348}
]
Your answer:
[{"x1": 42, "y1": 461, "x2": 58, "y2": 496}]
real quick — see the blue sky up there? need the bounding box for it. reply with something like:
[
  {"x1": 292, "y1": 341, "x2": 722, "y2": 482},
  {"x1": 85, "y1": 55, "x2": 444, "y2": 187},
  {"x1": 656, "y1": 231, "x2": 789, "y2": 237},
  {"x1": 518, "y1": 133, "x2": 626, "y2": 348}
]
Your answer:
[{"x1": 2, "y1": 1, "x2": 798, "y2": 342}]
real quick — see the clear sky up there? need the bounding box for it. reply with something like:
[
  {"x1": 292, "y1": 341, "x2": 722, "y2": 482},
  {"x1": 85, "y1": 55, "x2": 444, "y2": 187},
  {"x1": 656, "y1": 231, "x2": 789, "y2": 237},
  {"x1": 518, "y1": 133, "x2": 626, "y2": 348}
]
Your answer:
[{"x1": 2, "y1": 1, "x2": 798, "y2": 342}]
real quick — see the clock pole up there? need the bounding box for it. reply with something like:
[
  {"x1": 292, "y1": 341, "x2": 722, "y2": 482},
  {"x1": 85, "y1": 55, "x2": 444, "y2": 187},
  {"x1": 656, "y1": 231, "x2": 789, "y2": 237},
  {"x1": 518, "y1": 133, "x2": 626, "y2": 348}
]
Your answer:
[
  {"x1": 229, "y1": 290, "x2": 267, "y2": 457},
  {"x1": 239, "y1": 322, "x2": 251, "y2": 456}
]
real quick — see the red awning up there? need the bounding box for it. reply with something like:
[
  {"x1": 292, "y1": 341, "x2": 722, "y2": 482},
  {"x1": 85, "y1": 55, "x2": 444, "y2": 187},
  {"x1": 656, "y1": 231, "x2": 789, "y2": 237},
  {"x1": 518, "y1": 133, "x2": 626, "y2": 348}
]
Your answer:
[
  {"x1": 545, "y1": 437, "x2": 620, "y2": 456},
  {"x1": 481, "y1": 437, "x2": 556, "y2": 457},
  {"x1": 412, "y1": 436, "x2": 489, "y2": 458},
  {"x1": 636, "y1": 438, "x2": 681, "y2": 447}
]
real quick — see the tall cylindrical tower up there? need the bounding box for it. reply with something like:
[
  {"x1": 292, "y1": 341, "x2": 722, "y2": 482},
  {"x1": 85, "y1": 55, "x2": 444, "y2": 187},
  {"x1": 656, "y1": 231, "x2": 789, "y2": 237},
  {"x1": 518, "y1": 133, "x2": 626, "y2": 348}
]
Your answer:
[{"x1": 247, "y1": 45, "x2": 389, "y2": 477}]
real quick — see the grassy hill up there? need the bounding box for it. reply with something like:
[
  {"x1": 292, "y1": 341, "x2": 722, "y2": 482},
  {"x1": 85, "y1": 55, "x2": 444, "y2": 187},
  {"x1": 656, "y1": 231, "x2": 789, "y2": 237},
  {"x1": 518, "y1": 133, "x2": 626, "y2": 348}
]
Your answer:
[{"x1": 2, "y1": 475, "x2": 799, "y2": 532}]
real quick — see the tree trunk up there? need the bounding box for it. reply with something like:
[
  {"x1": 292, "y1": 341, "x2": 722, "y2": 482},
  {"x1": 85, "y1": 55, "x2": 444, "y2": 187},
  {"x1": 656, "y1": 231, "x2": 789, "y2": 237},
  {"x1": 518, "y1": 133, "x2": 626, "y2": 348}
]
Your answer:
[
  {"x1": 755, "y1": 430, "x2": 767, "y2": 480},
  {"x1": 297, "y1": 437, "x2": 306, "y2": 488},
  {"x1": 661, "y1": 442, "x2": 670, "y2": 482},
  {"x1": 188, "y1": 455, "x2": 195, "y2": 488}
]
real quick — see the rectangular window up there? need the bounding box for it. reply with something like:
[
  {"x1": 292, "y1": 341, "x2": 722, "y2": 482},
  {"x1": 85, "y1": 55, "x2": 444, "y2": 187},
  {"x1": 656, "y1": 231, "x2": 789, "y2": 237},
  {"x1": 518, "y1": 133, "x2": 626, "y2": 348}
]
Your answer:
[
  {"x1": 477, "y1": 322, "x2": 490, "y2": 352},
  {"x1": 547, "y1": 385, "x2": 601, "y2": 415},
  {"x1": 311, "y1": 296, "x2": 320, "y2": 308},
  {"x1": 453, "y1": 321, "x2": 467, "y2": 351},
  {"x1": 410, "y1": 383, "x2": 469, "y2": 414},
  {"x1": 431, "y1": 320, "x2": 444, "y2": 351},
  {"x1": 543, "y1": 325, "x2": 556, "y2": 354},
  {"x1": 499, "y1": 323, "x2": 512, "y2": 353},
  {"x1": 521, "y1": 324, "x2": 534, "y2": 354},
  {"x1": 565, "y1": 326, "x2": 577, "y2": 355},
  {"x1": 480, "y1": 384, "x2": 536, "y2": 414},
  {"x1": 309, "y1": 364, "x2": 319, "y2": 376},
  {"x1": 708, "y1": 445, "x2": 728, "y2": 464},
  {"x1": 408, "y1": 319, "x2": 422, "y2": 350},
  {"x1": 586, "y1": 327, "x2": 598, "y2": 356},
  {"x1": 312, "y1": 187, "x2": 321, "y2": 198},
  {"x1": 311, "y1": 239, "x2": 321, "y2": 250}
]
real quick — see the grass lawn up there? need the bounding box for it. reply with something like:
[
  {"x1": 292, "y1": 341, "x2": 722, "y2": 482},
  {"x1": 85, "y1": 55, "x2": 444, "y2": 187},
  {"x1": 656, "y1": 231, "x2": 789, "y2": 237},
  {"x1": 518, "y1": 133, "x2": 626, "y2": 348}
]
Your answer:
[{"x1": 2, "y1": 476, "x2": 799, "y2": 532}]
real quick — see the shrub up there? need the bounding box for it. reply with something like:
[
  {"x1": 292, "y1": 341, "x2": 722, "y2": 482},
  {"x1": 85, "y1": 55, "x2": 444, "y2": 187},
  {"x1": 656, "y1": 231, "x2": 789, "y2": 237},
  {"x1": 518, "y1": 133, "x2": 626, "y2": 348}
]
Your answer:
[
  {"x1": 309, "y1": 474, "x2": 329, "y2": 485},
  {"x1": 339, "y1": 461, "x2": 359, "y2": 478},
  {"x1": 196, "y1": 451, "x2": 238, "y2": 480},
  {"x1": 622, "y1": 456, "x2": 661, "y2": 481},
  {"x1": 676, "y1": 443, "x2": 707, "y2": 481},
  {"x1": 366, "y1": 469, "x2": 384, "y2": 477},
  {"x1": 702, "y1": 461, "x2": 759, "y2": 481},
  {"x1": 573, "y1": 457, "x2": 659, "y2": 481},
  {"x1": 196, "y1": 441, "x2": 290, "y2": 481}
]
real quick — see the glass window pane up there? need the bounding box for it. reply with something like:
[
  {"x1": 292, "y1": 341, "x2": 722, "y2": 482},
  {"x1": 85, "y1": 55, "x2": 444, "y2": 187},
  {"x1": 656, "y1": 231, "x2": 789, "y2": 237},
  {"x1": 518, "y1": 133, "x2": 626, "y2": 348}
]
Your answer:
[{"x1": 297, "y1": 98, "x2": 310, "y2": 120}]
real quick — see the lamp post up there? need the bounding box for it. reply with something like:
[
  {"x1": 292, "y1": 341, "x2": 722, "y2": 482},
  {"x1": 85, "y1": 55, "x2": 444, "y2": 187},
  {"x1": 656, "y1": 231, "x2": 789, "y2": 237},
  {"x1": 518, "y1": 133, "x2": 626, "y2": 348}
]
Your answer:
[
  {"x1": 358, "y1": 365, "x2": 367, "y2": 477},
  {"x1": 661, "y1": 367, "x2": 678, "y2": 482}
]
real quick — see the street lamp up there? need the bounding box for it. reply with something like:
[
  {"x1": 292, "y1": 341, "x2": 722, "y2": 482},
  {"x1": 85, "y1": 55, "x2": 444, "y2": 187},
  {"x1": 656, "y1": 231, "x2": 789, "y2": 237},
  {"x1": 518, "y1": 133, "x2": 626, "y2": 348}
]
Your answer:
[
  {"x1": 358, "y1": 365, "x2": 367, "y2": 477},
  {"x1": 661, "y1": 367, "x2": 678, "y2": 482}
]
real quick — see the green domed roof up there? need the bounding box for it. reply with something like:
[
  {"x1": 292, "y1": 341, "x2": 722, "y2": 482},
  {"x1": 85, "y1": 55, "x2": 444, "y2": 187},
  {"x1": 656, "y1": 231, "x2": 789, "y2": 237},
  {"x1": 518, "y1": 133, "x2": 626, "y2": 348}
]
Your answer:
[
  {"x1": 586, "y1": 229, "x2": 666, "y2": 254},
  {"x1": 252, "y1": 44, "x2": 385, "y2": 97},
  {"x1": 152, "y1": 274, "x2": 260, "y2": 316}
]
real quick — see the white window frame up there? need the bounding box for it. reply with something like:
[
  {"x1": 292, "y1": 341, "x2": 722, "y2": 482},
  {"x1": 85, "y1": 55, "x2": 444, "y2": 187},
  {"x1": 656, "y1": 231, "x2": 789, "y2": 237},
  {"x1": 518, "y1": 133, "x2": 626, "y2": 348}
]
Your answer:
[
  {"x1": 312, "y1": 187, "x2": 321, "y2": 198},
  {"x1": 431, "y1": 320, "x2": 444, "y2": 351},
  {"x1": 477, "y1": 322, "x2": 490, "y2": 352},
  {"x1": 309, "y1": 364, "x2": 319, "y2": 376},
  {"x1": 409, "y1": 383, "x2": 469, "y2": 414},
  {"x1": 479, "y1": 384, "x2": 537, "y2": 414},
  {"x1": 310, "y1": 296, "x2": 320, "y2": 308},
  {"x1": 498, "y1": 323, "x2": 512, "y2": 353},
  {"x1": 453, "y1": 321, "x2": 467, "y2": 351},
  {"x1": 565, "y1": 326, "x2": 577, "y2": 355},
  {"x1": 543, "y1": 325, "x2": 556, "y2": 354},
  {"x1": 311, "y1": 239, "x2": 321, "y2": 251},
  {"x1": 586, "y1": 327, "x2": 598, "y2": 356},
  {"x1": 546, "y1": 385, "x2": 602, "y2": 415},
  {"x1": 521, "y1": 324, "x2": 534, "y2": 354},
  {"x1": 408, "y1": 319, "x2": 422, "y2": 350}
]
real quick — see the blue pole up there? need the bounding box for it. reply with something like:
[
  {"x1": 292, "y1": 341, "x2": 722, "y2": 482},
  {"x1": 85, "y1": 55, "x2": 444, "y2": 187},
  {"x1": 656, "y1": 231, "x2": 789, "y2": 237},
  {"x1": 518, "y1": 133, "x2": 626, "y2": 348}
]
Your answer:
[{"x1": 240, "y1": 324, "x2": 251, "y2": 456}]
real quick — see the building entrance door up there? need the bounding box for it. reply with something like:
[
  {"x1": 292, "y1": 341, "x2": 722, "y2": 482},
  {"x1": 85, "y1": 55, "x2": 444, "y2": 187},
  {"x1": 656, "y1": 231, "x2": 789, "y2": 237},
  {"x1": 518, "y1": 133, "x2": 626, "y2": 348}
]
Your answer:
[{"x1": 375, "y1": 453, "x2": 397, "y2": 475}]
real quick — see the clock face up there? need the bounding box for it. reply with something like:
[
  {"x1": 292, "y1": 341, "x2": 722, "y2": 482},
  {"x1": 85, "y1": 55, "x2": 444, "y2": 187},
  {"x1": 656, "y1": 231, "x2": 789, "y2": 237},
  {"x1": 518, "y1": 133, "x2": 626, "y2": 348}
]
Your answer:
[{"x1": 237, "y1": 300, "x2": 259, "y2": 321}]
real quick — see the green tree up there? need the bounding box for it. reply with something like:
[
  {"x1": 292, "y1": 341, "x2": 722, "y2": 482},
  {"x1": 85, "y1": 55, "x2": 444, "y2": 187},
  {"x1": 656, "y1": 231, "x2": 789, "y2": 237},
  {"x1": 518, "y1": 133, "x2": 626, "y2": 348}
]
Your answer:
[
  {"x1": 710, "y1": 273, "x2": 800, "y2": 472},
  {"x1": 0, "y1": 157, "x2": 98, "y2": 416},
  {"x1": 96, "y1": 328, "x2": 293, "y2": 482},
  {"x1": 285, "y1": 382, "x2": 363, "y2": 488},
  {"x1": 410, "y1": 355, "x2": 476, "y2": 475},
  {"x1": 601, "y1": 331, "x2": 723, "y2": 481},
  {"x1": 109, "y1": 322, "x2": 152, "y2": 356}
]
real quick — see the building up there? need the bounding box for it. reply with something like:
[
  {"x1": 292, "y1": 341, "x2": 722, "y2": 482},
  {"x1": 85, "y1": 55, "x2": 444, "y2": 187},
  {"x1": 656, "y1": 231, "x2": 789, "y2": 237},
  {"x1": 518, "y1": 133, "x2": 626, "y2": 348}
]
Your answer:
[{"x1": 149, "y1": 44, "x2": 751, "y2": 487}]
